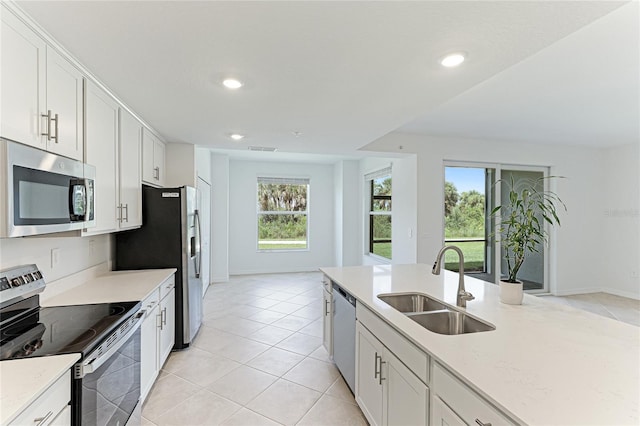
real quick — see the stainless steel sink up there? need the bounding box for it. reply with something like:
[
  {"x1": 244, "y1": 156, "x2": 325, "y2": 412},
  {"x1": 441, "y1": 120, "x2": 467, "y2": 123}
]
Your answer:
[
  {"x1": 377, "y1": 293, "x2": 448, "y2": 313},
  {"x1": 406, "y1": 311, "x2": 496, "y2": 335},
  {"x1": 377, "y1": 292, "x2": 495, "y2": 335}
]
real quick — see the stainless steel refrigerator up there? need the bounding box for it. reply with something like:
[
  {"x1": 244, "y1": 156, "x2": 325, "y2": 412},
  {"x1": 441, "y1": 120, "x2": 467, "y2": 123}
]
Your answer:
[{"x1": 115, "y1": 185, "x2": 203, "y2": 349}]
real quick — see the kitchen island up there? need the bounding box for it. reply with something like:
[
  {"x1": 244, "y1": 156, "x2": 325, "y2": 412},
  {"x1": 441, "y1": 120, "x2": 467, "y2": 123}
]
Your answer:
[{"x1": 320, "y1": 264, "x2": 639, "y2": 425}]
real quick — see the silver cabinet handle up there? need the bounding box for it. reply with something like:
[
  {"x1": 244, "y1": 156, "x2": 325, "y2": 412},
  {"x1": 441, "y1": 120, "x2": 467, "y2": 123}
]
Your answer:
[
  {"x1": 374, "y1": 352, "x2": 381, "y2": 379},
  {"x1": 33, "y1": 410, "x2": 53, "y2": 425},
  {"x1": 41, "y1": 110, "x2": 52, "y2": 140},
  {"x1": 324, "y1": 299, "x2": 329, "y2": 316},
  {"x1": 161, "y1": 307, "x2": 167, "y2": 326},
  {"x1": 156, "y1": 311, "x2": 162, "y2": 329},
  {"x1": 123, "y1": 203, "x2": 129, "y2": 223},
  {"x1": 154, "y1": 166, "x2": 160, "y2": 180},
  {"x1": 117, "y1": 204, "x2": 123, "y2": 222},
  {"x1": 475, "y1": 420, "x2": 492, "y2": 426},
  {"x1": 379, "y1": 360, "x2": 386, "y2": 385},
  {"x1": 52, "y1": 113, "x2": 59, "y2": 143}
]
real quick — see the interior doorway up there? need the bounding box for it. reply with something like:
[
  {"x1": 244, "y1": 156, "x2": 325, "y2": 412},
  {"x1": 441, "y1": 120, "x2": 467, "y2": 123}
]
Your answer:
[{"x1": 197, "y1": 177, "x2": 211, "y2": 297}]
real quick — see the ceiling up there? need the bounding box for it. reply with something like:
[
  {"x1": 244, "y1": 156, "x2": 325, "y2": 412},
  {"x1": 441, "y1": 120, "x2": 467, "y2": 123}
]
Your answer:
[{"x1": 15, "y1": 1, "x2": 637, "y2": 158}]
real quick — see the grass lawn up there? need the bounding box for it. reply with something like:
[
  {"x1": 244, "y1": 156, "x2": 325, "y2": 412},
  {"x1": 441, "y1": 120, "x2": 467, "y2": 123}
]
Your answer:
[
  {"x1": 258, "y1": 241, "x2": 307, "y2": 250},
  {"x1": 372, "y1": 242, "x2": 391, "y2": 259},
  {"x1": 444, "y1": 241, "x2": 485, "y2": 272}
]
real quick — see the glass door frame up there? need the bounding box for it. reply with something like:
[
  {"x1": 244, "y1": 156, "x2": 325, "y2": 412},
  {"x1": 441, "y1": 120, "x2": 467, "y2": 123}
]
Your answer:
[{"x1": 443, "y1": 161, "x2": 552, "y2": 294}]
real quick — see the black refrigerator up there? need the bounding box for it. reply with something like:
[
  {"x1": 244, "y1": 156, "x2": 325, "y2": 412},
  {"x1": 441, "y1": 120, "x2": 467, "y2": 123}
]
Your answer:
[{"x1": 115, "y1": 185, "x2": 203, "y2": 349}]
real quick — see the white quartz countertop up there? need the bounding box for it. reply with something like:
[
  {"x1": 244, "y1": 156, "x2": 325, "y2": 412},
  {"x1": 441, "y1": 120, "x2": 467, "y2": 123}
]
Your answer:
[
  {"x1": 42, "y1": 268, "x2": 177, "y2": 306},
  {"x1": 320, "y1": 264, "x2": 640, "y2": 425},
  {"x1": 0, "y1": 354, "x2": 80, "y2": 425}
]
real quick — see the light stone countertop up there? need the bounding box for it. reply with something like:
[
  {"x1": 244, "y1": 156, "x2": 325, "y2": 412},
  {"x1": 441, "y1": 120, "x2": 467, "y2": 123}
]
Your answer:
[
  {"x1": 1, "y1": 268, "x2": 176, "y2": 424},
  {"x1": 42, "y1": 268, "x2": 177, "y2": 306},
  {"x1": 0, "y1": 354, "x2": 80, "y2": 425},
  {"x1": 320, "y1": 264, "x2": 640, "y2": 425}
]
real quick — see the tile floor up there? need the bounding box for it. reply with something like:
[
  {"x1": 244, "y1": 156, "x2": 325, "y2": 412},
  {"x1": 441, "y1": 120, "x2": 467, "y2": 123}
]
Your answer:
[
  {"x1": 539, "y1": 292, "x2": 640, "y2": 327},
  {"x1": 141, "y1": 271, "x2": 640, "y2": 425},
  {"x1": 141, "y1": 272, "x2": 367, "y2": 426}
]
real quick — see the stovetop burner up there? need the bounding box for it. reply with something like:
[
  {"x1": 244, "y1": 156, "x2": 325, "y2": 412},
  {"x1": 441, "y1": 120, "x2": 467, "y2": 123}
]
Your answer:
[{"x1": 1, "y1": 299, "x2": 141, "y2": 360}]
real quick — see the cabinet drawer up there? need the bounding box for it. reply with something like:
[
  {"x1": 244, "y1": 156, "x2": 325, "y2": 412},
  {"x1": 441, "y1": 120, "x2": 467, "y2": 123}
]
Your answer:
[
  {"x1": 322, "y1": 275, "x2": 332, "y2": 292},
  {"x1": 10, "y1": 371, "x2": 70, "y2": 426},
  {"x1": 159, "y1": 276, "x2": 175, "y2": 301},
  {"x1": 142, "y1": 288, "x2": 160, "y2": 318},
  {"x1": 356, "y1": 304, "x2": 429, "y2": 383},
  {"x1": 432, "y1": 362, "x2": 515, "y2": 425}
]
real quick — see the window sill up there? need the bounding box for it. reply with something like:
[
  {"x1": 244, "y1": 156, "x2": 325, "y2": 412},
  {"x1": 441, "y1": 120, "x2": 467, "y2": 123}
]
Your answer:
[{"x1": 365, "y1": 253, "x2": 392, "y2": 264}]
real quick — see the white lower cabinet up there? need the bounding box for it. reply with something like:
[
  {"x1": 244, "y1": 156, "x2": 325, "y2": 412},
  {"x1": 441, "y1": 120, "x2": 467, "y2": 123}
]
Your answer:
[
  {"x1": 356, "y1": 321, "x2": 428, "y2": 426},
  {"x1": 140, "y1": 276, "x2": 176, "y2": 402},
  {"x1": 322, "y1": 276, "x2": 333, "y2": 356},
  {"x1": 9, "y1": 370, "x2": 71, "y2": 426},
  {"x1": 431, "y1": 395, "x2": 466, "y2": 426}
]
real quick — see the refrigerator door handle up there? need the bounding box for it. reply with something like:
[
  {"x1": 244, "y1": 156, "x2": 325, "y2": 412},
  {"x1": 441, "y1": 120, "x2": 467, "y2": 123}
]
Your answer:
[{"x1": 194, "y1": 209, "x2": 202, "y2": 278}]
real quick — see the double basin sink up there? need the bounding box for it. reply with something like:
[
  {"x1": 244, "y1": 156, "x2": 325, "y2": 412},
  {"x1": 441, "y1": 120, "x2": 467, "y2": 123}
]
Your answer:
[{"x1": 378, "y1": 293, "x2": 495, "y2": 335}]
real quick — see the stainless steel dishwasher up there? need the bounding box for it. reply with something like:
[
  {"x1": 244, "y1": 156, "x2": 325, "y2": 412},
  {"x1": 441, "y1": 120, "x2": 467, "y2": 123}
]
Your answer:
[{"x1": 332, "y1": 282, "x2": 356, "y2": 394}]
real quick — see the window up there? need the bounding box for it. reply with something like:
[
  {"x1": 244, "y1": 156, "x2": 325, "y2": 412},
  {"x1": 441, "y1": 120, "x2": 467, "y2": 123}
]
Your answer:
[
  {"x1": 257, "y1": 177, "x2": 309, "y2": 250},
  {"x1": 366, "y1": 168, "x2": 392, "y2": 259}
]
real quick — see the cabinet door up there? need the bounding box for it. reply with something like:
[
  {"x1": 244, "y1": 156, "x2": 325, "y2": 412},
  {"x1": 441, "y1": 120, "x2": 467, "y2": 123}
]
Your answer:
[
  {"x1": 118, "y1": 108, "x2": 142, "y2": 229},
  {"x1": 322, "y1": 288, "x2": 333, "y2": 355},
  {"x1": 140, "y1": 303, "x2": 160, "y2": 402},
  {"x1": 0, "y1": 7, "x2": 46, "y2": 149},
  {"x1": 355, "y1": 322, "x2": 384, "y2": 426},
  {"x1": 83, "y1": 81, "x2": 118, "y2": 235},
  {"x1": 159, "y1": 288, "x2": 175, "y2": 366},
  {"x1": 45, "y1": 46, "x2": 83, "y2": 160},
  {"x1": 431, "y1": 396, "x2": 466, "y2": 426},
  {"x1": 384, "y1": 349, "x2": 429, "y2": 426},
  {"x1": 154, "y1": 140, "x2": 166, "y2": 186},
  {"x1": 49, "y1": 404, "x2": 71, "y2": 426}
]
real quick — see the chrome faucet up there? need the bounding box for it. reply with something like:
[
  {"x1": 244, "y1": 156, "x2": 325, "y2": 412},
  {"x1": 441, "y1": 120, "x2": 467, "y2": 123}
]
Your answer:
[{"x1": 432, "y1": 245, "x2": 475, "y2": 308}]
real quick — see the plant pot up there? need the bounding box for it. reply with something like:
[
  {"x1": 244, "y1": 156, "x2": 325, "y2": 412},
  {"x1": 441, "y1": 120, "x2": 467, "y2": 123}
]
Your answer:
[{"x1": 499, "y1": 280, "x2": 523, "y2": 305}]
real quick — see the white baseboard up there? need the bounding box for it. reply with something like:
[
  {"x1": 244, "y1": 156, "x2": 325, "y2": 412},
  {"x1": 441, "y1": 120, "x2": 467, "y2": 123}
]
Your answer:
[
  {"x1": 599, "y1": 286, "x2": 640, "y2": 300},
  {"x1": 212, "y1": 275, "x2": 230, "y2": 283},
  {"x1": 553, "y1": 286, "x2": 640, "y2": 300}
]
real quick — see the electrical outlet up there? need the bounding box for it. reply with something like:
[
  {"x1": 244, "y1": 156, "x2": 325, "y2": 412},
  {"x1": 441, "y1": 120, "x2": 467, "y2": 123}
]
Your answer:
[
  {"x1": 51, "y1": 248, "x2": 60, "y2": 268},
  {"x1": 631, "y1": 271, "x2": 639, "y2": 280}
]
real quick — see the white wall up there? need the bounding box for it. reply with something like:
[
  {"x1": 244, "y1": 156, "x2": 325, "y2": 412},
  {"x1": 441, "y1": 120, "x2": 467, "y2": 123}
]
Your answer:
[
  {"x1": 228, "y1": 159, "x2": 335, "y2": 274},
  {"x1": 211, "y1": 153, "x2": 230, "y2": 282},
  {"x1": 0, "y1": 234, "x2": 110, "y2": 283},
  {"x1": 365, "y1": 132, "x2": 607, "y2": 296},
  {"x1": 334, "y1": 160, "x2": 361, "y2": 267},
  {"x1": 600, "y1": 143, "x2": 640, "y2": 299}
]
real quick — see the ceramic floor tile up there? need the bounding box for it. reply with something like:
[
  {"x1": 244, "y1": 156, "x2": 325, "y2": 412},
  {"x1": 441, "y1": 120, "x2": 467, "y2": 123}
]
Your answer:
[
  {"x1": 212, "y1": 335, "x2": 271, "y2": 364},
  {"x1": 246, "y1": 324, "x2": 295, "y2": 345},
  {"x1": 142, "y1": 374, "x2": 200, "y2": 423},
  {"x1": 248, "y1": 309, "x2": 288, "y2": 324},
  {"x1": 308, "y1": 346, "x2": 332, "y2": 363},
  {"x1": 276, "y1": 333, "x2": 322, "y2": 356},
  {"x1": 220, "y1": 408, "x2": 283, "y2": 426},
  {"x1": 246, "y1": 379, "x2": 321, "y2": 425},
  {"x1": 325, "y1": 376, "x2": 356, "y2": 405},
  {"x1": 298, "y1": 318, "x2": 323, "y2": 338},
  {"x1": 246, "y1": 298, "x2": 280, "y2": 309},
  {"x1": 154, "y1": 389, "x2": 241, "y2": 425},
  {"x1": 297, "y1": 394, "x2": 367, "y2": 426},
  {"x1": 171, "y1": 352, "x2": 242, "y2": 387},
  {"x1": 208, "y1": 365, "x2": 278, "y2": 405},
  {"x1": 271, "y1": 315, "x2": 315, "y2": 332},
  {"x1": 282, "y1": 357, "x2": 340, "y2": 392},
  {"x1": 207, "y1": 315, "x2": 267, "y2": 337},
  {"x1": 264, "y1": 291, "x2": 297, "y2": 302},
  {"x1": 268, "y1": 301, "x2": 305, "y2": 314},
  {"x1": 291, "y1": 304, "x2": 322, "y2": 320},
  {"x1": 246, "y1": 347, "x2": 305, "y2": 376},
  {"x1": 287, "y1": 295, "x2": 320, "y2": 306},
  {"x1": 141, "y1": 417, "x2": 156, "y2": 426},
  {"x1": 162, "y1": 345, "x2": 219, "y2": 374}
]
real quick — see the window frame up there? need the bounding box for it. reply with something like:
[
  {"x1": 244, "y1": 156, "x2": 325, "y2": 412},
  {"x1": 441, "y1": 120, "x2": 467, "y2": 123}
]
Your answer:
[
  {"x1": 365, "y1": 168, "x2": 392, "y2": 260},
  {"x1": 256, "y1": 176, "x2": 310, "y2": 252}
]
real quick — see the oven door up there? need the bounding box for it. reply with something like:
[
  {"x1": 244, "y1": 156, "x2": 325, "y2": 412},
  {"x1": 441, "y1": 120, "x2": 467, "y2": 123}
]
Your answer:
[{"x1": 74, "y1": 311, "x2": 143, "y2": 426}]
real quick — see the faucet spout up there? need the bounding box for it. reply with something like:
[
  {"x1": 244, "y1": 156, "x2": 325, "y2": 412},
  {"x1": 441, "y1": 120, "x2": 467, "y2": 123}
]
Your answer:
[{"x1": 431, "y1": 245, "x2": 475, "y2": 308}]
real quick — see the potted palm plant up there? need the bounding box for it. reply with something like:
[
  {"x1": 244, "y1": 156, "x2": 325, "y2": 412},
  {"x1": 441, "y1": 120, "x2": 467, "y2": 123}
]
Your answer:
[{"x1": 490, "y1": 175, "x2": 566, "y2": 304}]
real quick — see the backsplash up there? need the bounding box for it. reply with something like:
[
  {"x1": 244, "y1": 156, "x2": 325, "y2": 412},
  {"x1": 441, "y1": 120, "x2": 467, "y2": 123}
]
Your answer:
[{"x1": 0, "y1": 234, "x2": 110, "y2": 283}]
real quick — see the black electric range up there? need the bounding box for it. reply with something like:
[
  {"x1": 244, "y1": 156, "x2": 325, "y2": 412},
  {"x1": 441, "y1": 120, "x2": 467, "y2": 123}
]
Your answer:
[{"x1": 0, "y1": 264, "x2": 143, "y2": 426}]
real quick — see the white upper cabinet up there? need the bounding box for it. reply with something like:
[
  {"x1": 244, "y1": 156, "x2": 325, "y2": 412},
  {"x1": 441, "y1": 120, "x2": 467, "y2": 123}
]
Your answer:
[
  {"x1": 142, "y1": 128, "x2": 166, "y2": 187},
  {"x1": 44, "y1": 46, "x2": 84, "y2": 160},
  {"x1": 118, "y1": 108, "x2": 143, "y2": 229},
  {"x1": 1, "y1": 7, "x2": 46, "y2": 149},
  {"x1": 83, "y1": 81, "x2": 119, "y2": 235},
  {"x1": 0, "y1": 6, "x2": 83, "y2": 160}
]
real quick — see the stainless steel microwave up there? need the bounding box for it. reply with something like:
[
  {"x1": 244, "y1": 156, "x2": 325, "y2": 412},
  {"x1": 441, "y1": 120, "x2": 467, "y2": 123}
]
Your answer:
[{"x1": 0, "y1": 139, "x2": 96, "y2": 237}]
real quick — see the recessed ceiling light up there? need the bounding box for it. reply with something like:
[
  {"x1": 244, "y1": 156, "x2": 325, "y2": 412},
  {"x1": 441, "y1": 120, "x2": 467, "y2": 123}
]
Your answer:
[
  {"x1": 230, "y1": 133, "x2": 245, "y2": 141},
  {"x1": 223, "y1": 79, "x2": 243, "y2": 89},
  {"x1": 440, "y1": 53, "x2": 466, "y2": 68}
]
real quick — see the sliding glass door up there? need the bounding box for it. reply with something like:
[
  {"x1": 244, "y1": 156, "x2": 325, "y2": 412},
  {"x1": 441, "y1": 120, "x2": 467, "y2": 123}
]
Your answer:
[{"x1": 444, "y1": 163, "x2": 549, "y2": 293}]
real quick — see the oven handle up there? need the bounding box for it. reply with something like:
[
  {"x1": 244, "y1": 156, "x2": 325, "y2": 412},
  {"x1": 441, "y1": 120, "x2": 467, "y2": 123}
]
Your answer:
[{"x1": 75, "y1": 310, "x2": 144, "y2": 379}]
